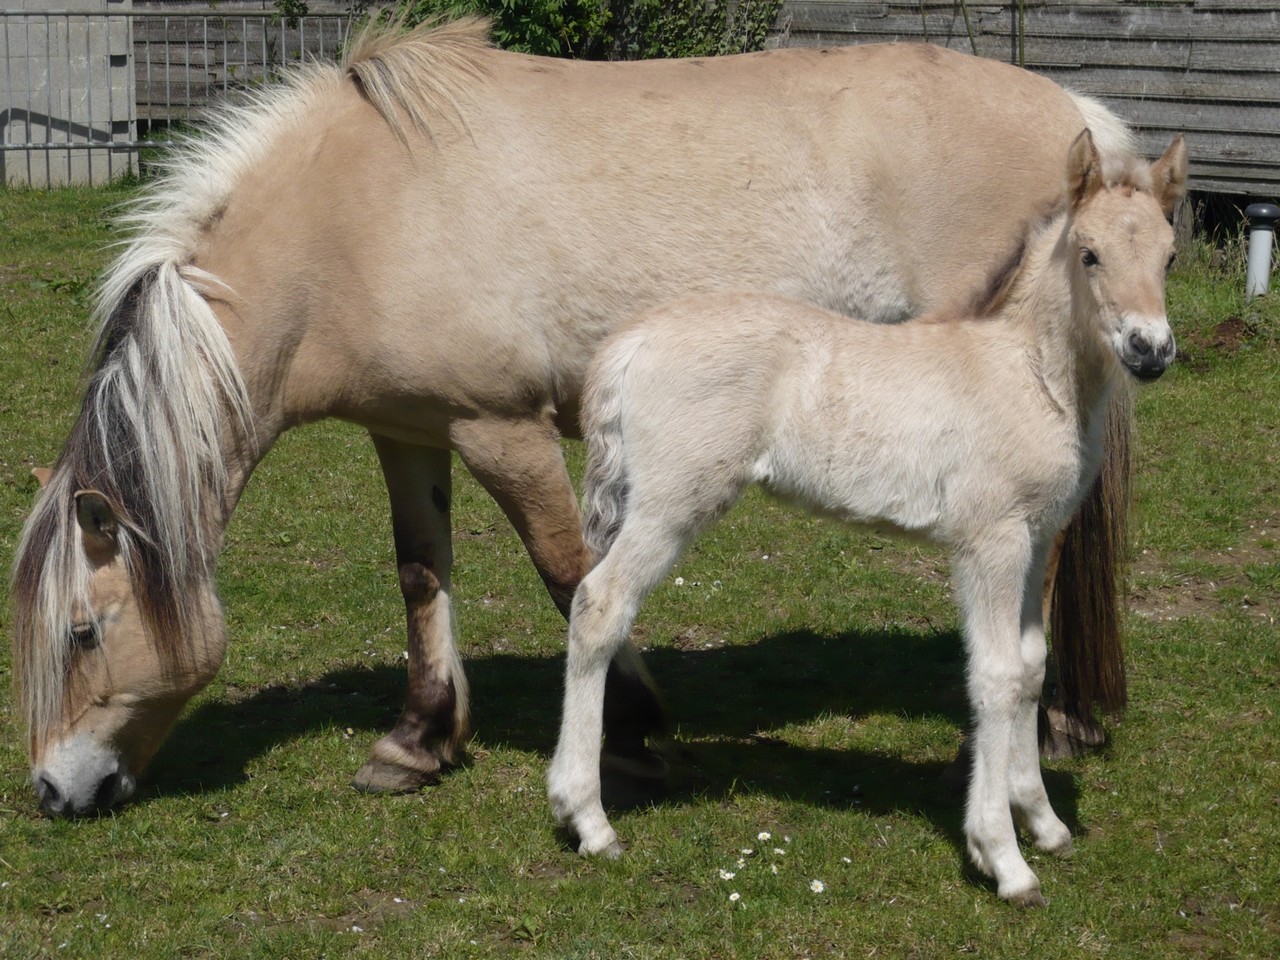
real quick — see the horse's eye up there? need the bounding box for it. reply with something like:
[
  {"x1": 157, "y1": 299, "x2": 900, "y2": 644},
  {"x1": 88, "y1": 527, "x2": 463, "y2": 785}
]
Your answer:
[
  {"x1": 1166, "y1": 252, "x2": 1177, "y2": 272},
  {"x1": 1081, "y1": 248, "x2": 1099, "y2": 267},
  {"x1": 68, "y1": 622, "x2": 101, "y2": 650}
]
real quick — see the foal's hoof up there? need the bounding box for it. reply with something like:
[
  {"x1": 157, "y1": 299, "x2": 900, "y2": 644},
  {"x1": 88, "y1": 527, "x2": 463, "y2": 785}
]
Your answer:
[
  {"x1": 1003, "y1": 885, "x2": 1048, "y2": 909},
  {"x1": 578, "y1": 836, "x2": 624, "y2": 860}
]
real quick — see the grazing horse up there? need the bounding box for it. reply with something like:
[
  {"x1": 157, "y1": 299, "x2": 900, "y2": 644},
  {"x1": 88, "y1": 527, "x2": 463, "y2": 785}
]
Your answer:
[
  {"x1": 13, "y1": 18, "x2": 1135, "y2": 816},
  {"x1": 548, "y1": 132, "x2": 1187, "y2": 906}
]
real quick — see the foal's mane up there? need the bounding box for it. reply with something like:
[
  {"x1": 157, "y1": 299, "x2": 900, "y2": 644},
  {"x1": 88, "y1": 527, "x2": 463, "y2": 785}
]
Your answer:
[{"x1": 10, "y1": 17, "x2": 493, "y2": 740}]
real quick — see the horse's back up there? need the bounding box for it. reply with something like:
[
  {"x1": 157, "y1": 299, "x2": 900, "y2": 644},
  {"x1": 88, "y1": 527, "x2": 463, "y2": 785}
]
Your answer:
[{"x1": 190, "y1": 29, "x2": 1117, "y2": 437}]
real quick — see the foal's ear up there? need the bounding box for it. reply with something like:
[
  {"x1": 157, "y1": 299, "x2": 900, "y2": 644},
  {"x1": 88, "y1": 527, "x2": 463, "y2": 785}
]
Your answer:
[
  {"x1": 31, "y1": 466, "x2": 53, "y2": 487},
  {"x1": 1149, "y1": 134, "x2": 1188, "y2": 218},
  {"x1": 74, "y1": 490, "x2": 121, "y2": 558},
  {"x1": 1066, "y1": 129, "x2": 1103, "y2": 210}
]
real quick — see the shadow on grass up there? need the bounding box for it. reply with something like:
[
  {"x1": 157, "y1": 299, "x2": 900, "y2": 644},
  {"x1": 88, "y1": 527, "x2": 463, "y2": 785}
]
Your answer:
[{"x1": 144, "y1": 625, "x2": 1081, "y2": 846}]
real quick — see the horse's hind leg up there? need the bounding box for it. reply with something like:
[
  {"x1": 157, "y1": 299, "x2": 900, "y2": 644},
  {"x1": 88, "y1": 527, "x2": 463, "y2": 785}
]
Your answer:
[
  {"x1": 453, "y1": 416, "x2": 666, "y2": 772},
  {"x1": 354, "y1": 436, "x2": 469, "y2": 793}
]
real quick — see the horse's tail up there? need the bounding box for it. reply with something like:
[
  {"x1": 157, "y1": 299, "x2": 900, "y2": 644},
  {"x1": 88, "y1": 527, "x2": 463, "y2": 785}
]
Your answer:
[
  {"x1": 1049, "y1": 98, "x2": 1134, "y2": 743},
  {"x1": 1050, "y1": 382, "x2": 1133, "y2": 728},
  {"x1": 1068, "y1": 92, "x2": 1137, "y2": 159},
  {"x1": 580, "y1": 330, "x2": 648, "y2": 561}
]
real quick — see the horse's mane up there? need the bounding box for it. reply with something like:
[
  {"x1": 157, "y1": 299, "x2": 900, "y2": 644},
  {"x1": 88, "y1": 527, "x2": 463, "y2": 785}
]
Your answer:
[
  {"x1": 11, "y1": 17, "x2": 492, "y2": 741},
  {"x1": 346, "y1": 15, "x2": 492, "y2": 146}
]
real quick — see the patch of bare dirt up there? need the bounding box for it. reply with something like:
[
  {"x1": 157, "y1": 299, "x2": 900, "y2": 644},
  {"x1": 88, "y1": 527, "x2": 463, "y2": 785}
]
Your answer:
[
  {"x1": 1128, "y1": 518, "x2": 1279, "y2": 625},
  {"x1": 1176, "y1": 316, "x2": 1256, "y2": 371}
]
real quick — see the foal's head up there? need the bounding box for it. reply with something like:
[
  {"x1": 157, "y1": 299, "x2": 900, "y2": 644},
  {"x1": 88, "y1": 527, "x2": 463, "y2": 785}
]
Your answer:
[{"x1": 1065, "y1": 129, "x2": 1187, "y2": 380}]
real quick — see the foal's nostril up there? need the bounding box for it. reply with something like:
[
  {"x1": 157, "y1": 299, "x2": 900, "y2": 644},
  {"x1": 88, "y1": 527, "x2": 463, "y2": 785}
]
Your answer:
[
  {"x1": 36, "y1": 775, "x2": 70, "y2": 818},
  {"x1": 1127, "y1": 330, "x2": 1152, "y2": 358}
]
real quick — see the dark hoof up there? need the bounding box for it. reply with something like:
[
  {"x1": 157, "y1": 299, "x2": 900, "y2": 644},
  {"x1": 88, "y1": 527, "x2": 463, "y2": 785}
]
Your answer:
[
  {"x1": 601, "y1": 748, "x2": 669, "y2": 782},
  {"x1": 939, "y1": 737, "x2": 972, "y2": 791},
  {"x1": 600, "y1": 746, "x2": 669, "y2": 811},
  {"x1": 352, "y1": 757, "x2": 436, "y2": 794}
]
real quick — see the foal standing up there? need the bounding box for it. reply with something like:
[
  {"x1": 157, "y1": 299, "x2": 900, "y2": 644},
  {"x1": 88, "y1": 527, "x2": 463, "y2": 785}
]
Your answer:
[{"x1": 548, "y1": 131, "x2": 1187, "y2": 905}]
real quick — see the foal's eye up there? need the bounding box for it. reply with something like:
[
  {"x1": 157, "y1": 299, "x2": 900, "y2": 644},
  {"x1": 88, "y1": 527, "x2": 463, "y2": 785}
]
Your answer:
[
  {"x1": 1081, "y1": 248, "x2": 1099, "y2": 267},
  {"x1": 68, "y1": 622, "x2": 101, "y2": 650}
]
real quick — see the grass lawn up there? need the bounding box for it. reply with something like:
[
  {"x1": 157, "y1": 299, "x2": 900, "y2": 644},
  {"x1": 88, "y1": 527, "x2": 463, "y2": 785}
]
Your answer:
[{"x1": 0, "y1": 185, "x2": 1277, "y2": 958}]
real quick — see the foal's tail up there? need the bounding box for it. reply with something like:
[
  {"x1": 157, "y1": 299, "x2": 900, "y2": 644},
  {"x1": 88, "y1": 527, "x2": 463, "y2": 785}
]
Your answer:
[
  {"x1": 1050, "y1": 383, "x2": 1133, "y2": 725},
  {"x1": 580, "y1": 330, "x2": 648, "y2": 560}
]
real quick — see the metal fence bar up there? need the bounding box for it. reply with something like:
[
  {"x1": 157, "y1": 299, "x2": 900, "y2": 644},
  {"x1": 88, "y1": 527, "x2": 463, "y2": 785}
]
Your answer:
[{"x1": 1, "y1": 8, "x2": 353, "y2": 186}]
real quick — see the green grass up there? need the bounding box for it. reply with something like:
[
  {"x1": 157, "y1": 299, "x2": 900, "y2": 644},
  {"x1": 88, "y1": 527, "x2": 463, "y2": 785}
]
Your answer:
[{"x1": 1, "y1": 186, "x2": 1278, "y2": 958}]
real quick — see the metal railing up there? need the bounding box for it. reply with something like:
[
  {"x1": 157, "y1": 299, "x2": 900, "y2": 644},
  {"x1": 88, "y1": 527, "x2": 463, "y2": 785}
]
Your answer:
[{"x1": 2, "y1": 7, "x2": 355, "y2": 187}]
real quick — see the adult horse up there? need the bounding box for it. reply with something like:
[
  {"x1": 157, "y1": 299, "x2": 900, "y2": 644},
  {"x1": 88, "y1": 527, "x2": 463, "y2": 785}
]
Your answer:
[{"x1": 13, "y1": 18, "x2": 1135, "y2": 816}]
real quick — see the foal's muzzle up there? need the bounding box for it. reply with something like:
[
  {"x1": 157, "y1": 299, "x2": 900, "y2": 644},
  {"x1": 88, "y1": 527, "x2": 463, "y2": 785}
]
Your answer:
[{"x1": 1121, "y1": 326, "x2": 1176, "y2": 381}]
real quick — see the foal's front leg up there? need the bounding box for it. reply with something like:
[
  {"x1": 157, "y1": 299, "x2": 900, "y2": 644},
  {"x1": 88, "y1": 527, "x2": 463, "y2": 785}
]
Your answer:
[
  {"x1": 954, "y1": 530, "x2": 1053, "y2": 906},
  {"x1": 354, "y1": 436, "x2": 469, "y2": 793},
  {"x1": 453, "y1": 416, "x2": 667, "y2": 774},
  {"x1": 1010, "y1": 538, "x2": 1074, "y2": 857}
]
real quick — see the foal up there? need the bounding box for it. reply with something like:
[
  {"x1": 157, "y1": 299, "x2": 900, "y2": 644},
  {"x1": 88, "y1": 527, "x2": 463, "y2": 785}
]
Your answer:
[{"x1": 548, "y1": 131, "x2": 1186, "y2": 905}]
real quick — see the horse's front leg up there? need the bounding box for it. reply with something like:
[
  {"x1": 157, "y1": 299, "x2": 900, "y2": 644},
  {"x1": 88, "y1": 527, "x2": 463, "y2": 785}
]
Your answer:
[
  {"x1": 353, "y1": 435, "x2": 469, "y2": 793},
  {"x1": 953, "y1": 527, "x2": 1050, "y2": 906},
  {"x1": 452, "y1": 416, "x2": 667, "y2": 774}
]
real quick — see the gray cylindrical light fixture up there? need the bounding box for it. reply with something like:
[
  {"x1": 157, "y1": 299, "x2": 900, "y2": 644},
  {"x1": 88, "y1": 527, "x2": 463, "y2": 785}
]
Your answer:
[{"x1": 1245, "y1": 202, "x2": 1279, "y2": 299}]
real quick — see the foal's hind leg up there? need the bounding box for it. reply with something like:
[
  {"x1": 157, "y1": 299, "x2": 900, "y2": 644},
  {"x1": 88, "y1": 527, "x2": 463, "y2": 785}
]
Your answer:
[
  {"x1": 453, "y1": 416, "x2": 667, "y2": 773},
  {"x1": 548, "y1": 516, "x2": 692, "y2": 856},
  {"x1": 354, "y1": 436, "x2": 469, "y2": 793}
]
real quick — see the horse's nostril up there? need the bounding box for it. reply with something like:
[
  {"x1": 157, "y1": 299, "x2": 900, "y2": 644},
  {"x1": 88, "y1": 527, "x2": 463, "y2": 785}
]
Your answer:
[
  {"x1": 36, "y1": 774, "x2": 70, "y2": 818},
  {"x1": 93, "y1": 771, "x2": 121, "y2": 810},
  {"x1": 1127, "y1": 330, "x2": 1151, "y2": 357}
]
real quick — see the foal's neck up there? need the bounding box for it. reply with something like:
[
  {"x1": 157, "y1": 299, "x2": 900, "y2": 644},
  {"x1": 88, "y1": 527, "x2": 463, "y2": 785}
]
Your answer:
[{"x1": 996, "y1": 216, "x2": 1114, "y2": 428}]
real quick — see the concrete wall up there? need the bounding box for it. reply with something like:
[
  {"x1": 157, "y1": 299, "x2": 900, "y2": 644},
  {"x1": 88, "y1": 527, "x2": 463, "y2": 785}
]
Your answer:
[{"x1": 1, "y1": 0, "x2": 137, "y2": 187}]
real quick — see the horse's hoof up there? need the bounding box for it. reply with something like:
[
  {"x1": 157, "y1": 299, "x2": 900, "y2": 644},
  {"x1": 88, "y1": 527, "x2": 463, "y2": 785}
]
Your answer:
[
  {"x1": 1040, "y1": 705, "x2": 1106, "y2": 759},
  {"x1": 600, "y1": 747, "x2": 669, "y2": 812},
  {"x1": 601, "y1": 747, "x2": 669, "y2": 782},
  {"x1": 351, "y1": 757, "x2": 435, "y2": 794}
]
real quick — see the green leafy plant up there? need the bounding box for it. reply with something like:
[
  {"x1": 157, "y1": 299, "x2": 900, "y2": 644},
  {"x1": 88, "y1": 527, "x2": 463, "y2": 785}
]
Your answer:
[{"x1": 277, "y1": 0, "x2": 783, "y2": 59}]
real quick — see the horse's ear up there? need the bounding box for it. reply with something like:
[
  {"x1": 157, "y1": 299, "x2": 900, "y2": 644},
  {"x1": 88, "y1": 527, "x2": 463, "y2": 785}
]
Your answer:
[
  {"x1": 1067, "y1": 129, "x2": 1103, "y2": 211},
  {"x1": 1149, "y1": 134, "x2": 1188, "y2": 218},
  {"x1": 31, "y1": 467, "x2": 53, "y2": 487},
  {"x1": 74, "y1": 490, "x2": 120, "y2": 558}
]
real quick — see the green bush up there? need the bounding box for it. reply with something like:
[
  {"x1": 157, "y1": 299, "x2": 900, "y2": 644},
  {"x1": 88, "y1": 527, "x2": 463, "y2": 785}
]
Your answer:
[{"x1": 282, "y1": 1, "x2": 783, "y2": 59}]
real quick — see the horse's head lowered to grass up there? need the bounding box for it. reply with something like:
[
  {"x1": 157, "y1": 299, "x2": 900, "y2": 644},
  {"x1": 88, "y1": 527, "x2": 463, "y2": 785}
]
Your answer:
[{"x1": 12, "y1": 260, "x2": 249, "y2": 818}]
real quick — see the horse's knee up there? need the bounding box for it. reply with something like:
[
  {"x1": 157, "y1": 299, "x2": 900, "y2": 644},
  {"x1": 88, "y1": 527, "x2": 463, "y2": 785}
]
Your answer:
[{"x1": 399, "y1": 560, "x2": 441, "y2": 604}]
